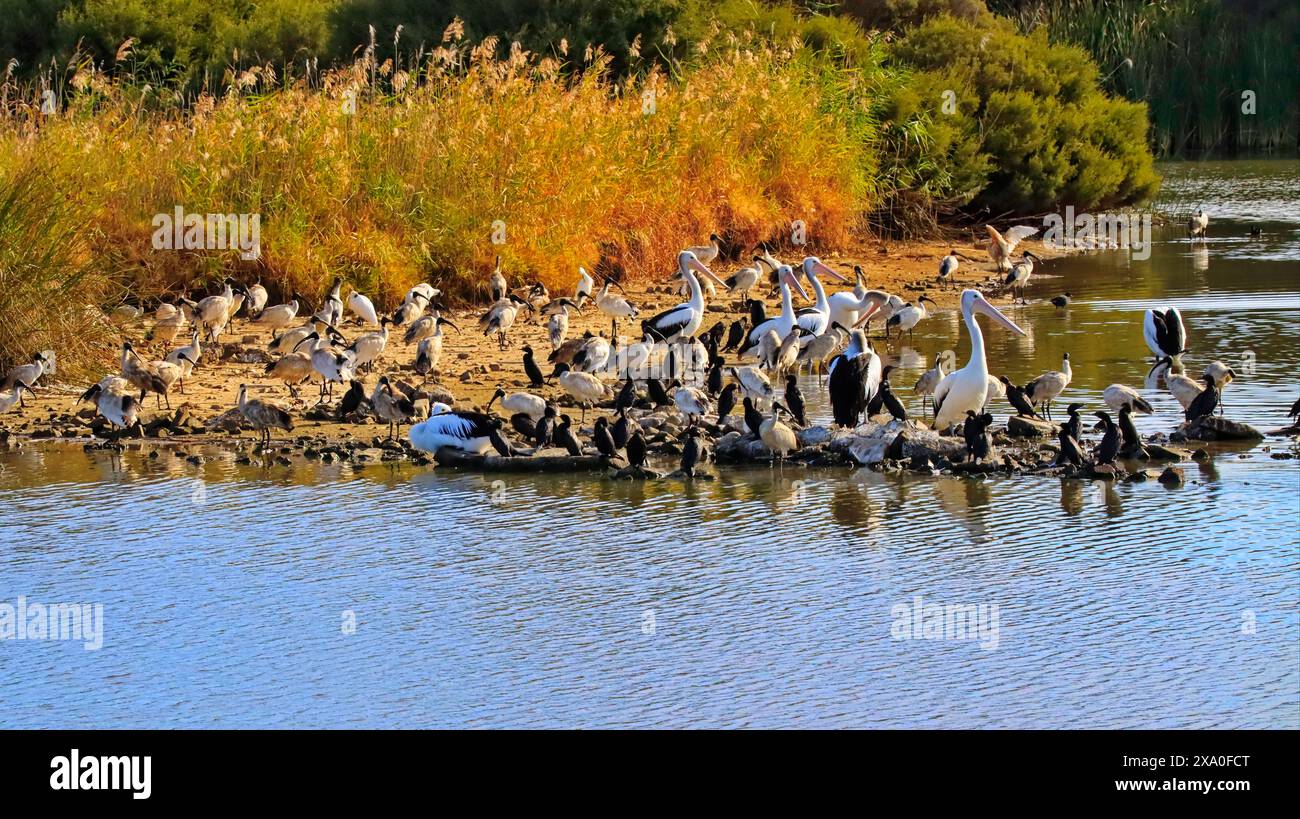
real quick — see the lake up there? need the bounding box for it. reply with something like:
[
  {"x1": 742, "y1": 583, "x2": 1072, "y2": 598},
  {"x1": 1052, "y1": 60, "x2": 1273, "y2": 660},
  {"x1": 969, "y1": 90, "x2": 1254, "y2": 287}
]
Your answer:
[{"x1": 1, "y1": 159, "x2": 1297, "y2": 728}]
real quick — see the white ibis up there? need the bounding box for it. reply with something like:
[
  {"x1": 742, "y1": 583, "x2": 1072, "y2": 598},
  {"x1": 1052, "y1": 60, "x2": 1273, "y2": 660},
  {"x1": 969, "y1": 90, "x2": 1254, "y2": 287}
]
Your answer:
[
  {"x1": 723, "y1": 259, "x2": 762, "y2": 305},
  {"x1": 347, "y1": 290, "x2": 379, "y2": 326},
  {"x1": 1102, "y1": 384, "x2": 1153, "y2": 415},
  {"x1": 1025, "y1": 352, "x2": 1072, "y2": 420},
  {"x1": 237, "y1": 384, "x2": 294, "y2": 446},
  {"x1": 489, "y1": 256, "x2": 507, "y2": 302},
  {"x1": 0, "y1": 383, "x2": 29, "y2": 414},
  {"x1": 347, "y1": 317, "x2": 392, "y2": 372},
  {"x1": 551, "y1": 363, "x2": 608, "y2": 423},
  {"x1": 4, "y1": 352, "x2": 50, "y2": 393},
  {"x1": 575, "y1": 266, "x2": 595, "y2": 308},
  {"x1": 938, "y1": 250, "x2": 959, "y2": 286},
  {"x1": 480, "y1": 295, "x2": 530, "y2": 350},
  {"x1": 912, "y1": 349, "x2": 956, "y2": 418},
  {"x1": 489, "y1": 388, "x2": 547, "y2": 420},
  {"x1": 885, "y1": 295, "x2": 937, "y2": 341},
  {"x1": 1003, "y1": 251, "x2": 1039, "y2": 303},
  {"x1": 78, "y1": 383, "x2": 140, "y2": 432},
  {"x1": 315, "y1": 277, "x2": 344, "y2": 327},
  {"x1": 760, "y1": 404, "x2": 799, "y2": 462},
  {"x1": 254, "y1": 296, "x2": 303, "y2": 331},
  {"x1": 931, "y1": 290, "x2": 1027, "y2": 431},
  {"x1": 595, "y1": 278, "x2": 638, "y2": 338}
]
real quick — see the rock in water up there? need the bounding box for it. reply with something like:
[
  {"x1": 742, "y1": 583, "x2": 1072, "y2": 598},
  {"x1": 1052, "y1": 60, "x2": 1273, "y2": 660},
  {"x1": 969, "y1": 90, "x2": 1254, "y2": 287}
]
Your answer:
[
  {"x1": 1158, "y1": 466, "x2": 1186, "y2": 487},
  {"x1": 1006, "y1": 415, "x2": 1056, "y2": 438},
  {"x1": 1185, "y1": 416, "x2": 1263, "y2": 441}
]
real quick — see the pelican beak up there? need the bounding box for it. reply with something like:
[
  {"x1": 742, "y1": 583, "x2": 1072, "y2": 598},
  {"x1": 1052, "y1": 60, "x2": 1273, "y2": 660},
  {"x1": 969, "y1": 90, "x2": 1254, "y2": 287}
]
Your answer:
[
  {"x1": 811, "y1": 259, "x2": 847, "y2": 283},
  {"x1": 688, "y1": 256, "x2": 728, "y2": 290},
  {"x1": 972, "y1": 297, "x2": 1027, "y2": 336},
  {"x1": 851, "y1": 292, "x2": 888, "y2": 329},
  {"x1": 782, "y1": 268, "x2": 811, "y2": 300}
]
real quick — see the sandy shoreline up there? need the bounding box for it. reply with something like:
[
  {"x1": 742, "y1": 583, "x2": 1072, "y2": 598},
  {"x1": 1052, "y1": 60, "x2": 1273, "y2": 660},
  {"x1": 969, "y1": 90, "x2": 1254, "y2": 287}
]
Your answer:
[{"x1": 2, "y1": 236, "x2": 1066, "y2": 449}]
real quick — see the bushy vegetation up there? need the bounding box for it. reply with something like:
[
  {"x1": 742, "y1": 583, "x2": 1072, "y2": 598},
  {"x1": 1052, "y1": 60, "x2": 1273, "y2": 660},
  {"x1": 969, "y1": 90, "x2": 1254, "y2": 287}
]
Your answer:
[
  {"x1": 989, "y1": 0, "x2": 1300, "y2": 155},
  {"x1": 0, "y1": 2, "x2": 1172, "y2": 375}
]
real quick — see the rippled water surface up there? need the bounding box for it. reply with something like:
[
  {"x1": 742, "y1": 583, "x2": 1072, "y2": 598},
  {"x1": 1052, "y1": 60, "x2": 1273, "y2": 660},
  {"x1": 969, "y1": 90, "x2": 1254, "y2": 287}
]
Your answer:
[{"x1": 2, "y1": 160, "x2": 1297, "y2": 728}]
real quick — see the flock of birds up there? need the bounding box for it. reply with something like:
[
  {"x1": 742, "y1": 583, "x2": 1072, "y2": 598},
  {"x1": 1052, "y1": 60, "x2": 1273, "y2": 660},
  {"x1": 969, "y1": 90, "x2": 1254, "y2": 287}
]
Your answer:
[{"x1": 3, "y1": 213, "x2": 1295, "y2": 477}]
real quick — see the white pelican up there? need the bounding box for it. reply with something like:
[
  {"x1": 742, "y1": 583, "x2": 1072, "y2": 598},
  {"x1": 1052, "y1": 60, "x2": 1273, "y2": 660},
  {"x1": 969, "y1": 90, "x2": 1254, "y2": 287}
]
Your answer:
[
  {"x1": 1102, "y1": 384, "x2": 1153, "y2": 415},
  {"x1": 827, "y1": 281, "x2": 889, "y2": 333},
  {"x1": 488, "y1": 388, "x2": 546, "y2": 420},
  {"x1": 1144, "y1": 306, "x2": 1187, "y2": 375},
  {"x1": 1025, "y1": 352, "x2": 1072, "y2": 419},
  {"x1": 932, "y1": 290, "x2": 1027, "y2": 431},
  {"x1": 794, "y1": 256, "x2": 848, "y2": 343},
  {"x1": 409, "y1": 411, "x2": 510, "y2": 456},
  {"x1": 886, "y1": 295, "x2": 937, "y2": 341},
  {"x1": 986, "y1": 224, "x2": 1038, "y2": 271},
  {"x1": 739, "y1": 264, "x2": 809, "y2": 357},
  {"x1": 641, "y1": 250, "x2": 728, "y2": 342},
  {"x1": 237, "y1": 384, "x2": 294, "y2": 445},
  {"x1": 347, "y1": 290, "x2": 379, "y2": 326}
]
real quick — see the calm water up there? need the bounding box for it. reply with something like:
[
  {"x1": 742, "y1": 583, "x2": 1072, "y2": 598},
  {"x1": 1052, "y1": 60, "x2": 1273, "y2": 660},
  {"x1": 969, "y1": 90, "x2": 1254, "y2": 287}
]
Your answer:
[{"x1": 2, "y1": 160, "x2": 1297, "y2": 728}]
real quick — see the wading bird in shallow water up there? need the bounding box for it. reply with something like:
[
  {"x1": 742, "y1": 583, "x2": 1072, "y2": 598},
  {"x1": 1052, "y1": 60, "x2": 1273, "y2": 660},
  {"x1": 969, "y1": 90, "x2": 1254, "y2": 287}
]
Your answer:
[
  {"x1": 78, "y1": 383, "x2": 140, "y2": 433},
  {"x1": 1188, "y1": 208, "x2": 1208, "y2": 239},
  {"x1": 913, "y1": 351, "x2": 956, "y2": 419},
  {"x1": 738, "y1": 265, "x2": 810, "y2": 358},
  {"x1": 886, "y1": 295, "x2": 937, "y2": 342},
  {"x1": 932, "y1": 290, "x2": 1027, "y2": 431},
  {"x1": 1003, "y1": 251, "x2": 1040, "y2": 304},
  {"x1": 237, "y1": 384, "x2": 294, "y2": 446},
  {"x1": 760, "y1": 404, "x2": 798, "y2": 464},
  {"x1": 1025, "y1": 353, "x2": 1072, "y2": 420}
]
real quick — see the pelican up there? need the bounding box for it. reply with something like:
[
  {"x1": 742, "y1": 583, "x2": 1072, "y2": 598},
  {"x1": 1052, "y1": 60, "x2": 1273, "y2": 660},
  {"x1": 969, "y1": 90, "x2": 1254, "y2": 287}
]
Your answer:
[
  {"x1": 1144, "y1": 307, "x2": 1187, "y2": 376},
  {"x1": 986, "y1": 224, "x2": 1038, "y2": 271},
  {"x1": 237, "y1": 384, "x2": 294, "y2": 446},
  {"x1": 489, "y1": 256, "x2": 507, "y2": 302},
  {"x1": 1102, "y1": 384, "x2": 1153, "y2": 415},
  {"x1": 827, "y1": 329, "x2": 880, "y2": 427},
  {"x1": 1003, "y1": 251, "x2": 1039, "y2": 304},
  {"x1": 409, "y1": 411, "x2": 510, "y2": 456},
  {"x1": 794, "y1": 256, "x2": 848, "y2": 343},
  {"x1": 738, "y1": 265, "x2": 810, "y2": 357},
  {"x1": 912, "y1": 350, "x2": 956, "y2": 418},
  {"x1": 78, "y1": 383, "x2": 140, "y2": 432},
  {"x1": 488, "y1": 388, "x2": 546, "y2": 420},
  {"x1": 932, "y1": 290, "x2": 1027, "y2": 431},
  {"x1": 551, "y1": 363, "x2": 608, "y2": 423},
  {"x1": 760, "y1": 404, "x2": 799, "y2": 462},
  {"x1": 827, "y1": 285, "x2": 890, "y2": 335},
  {"x1": 480, "y1": 295, "x2": 530, "y2": 350},
  {"x1": 678, "y1": 234, "x2": 721, "y2": 296},
  {"x1": 1025, "y1": 352, "x2": 1072, "y2": 420},
  {"x1": 1188, "y1": 209, "x2": 1208, "y2": 239},
  {"x1": 641, "y1": 250, "x2": 728, "y2": 342},
  {"x1": 885, "y1": 295, "x2": 937, "y2": 341},
  {"x1": 595, "y1": 278, "x2": 638, "y2": 338},
  {"x1": 575, "y1": 266, "x2": 595, "y2": 308},
  {"x1": 347, "y1": 290, "x2": 379, "y2": 326}
]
